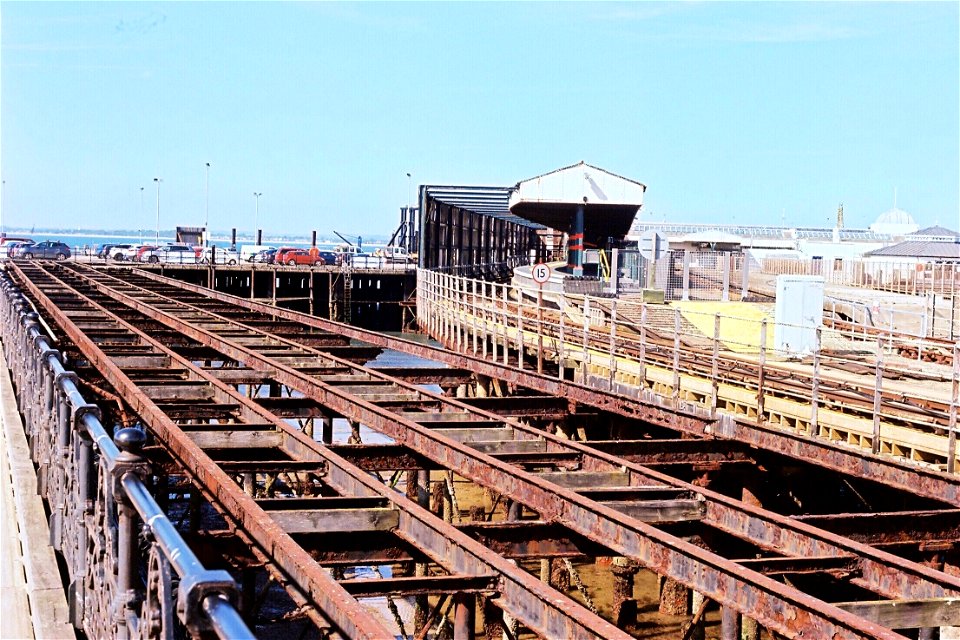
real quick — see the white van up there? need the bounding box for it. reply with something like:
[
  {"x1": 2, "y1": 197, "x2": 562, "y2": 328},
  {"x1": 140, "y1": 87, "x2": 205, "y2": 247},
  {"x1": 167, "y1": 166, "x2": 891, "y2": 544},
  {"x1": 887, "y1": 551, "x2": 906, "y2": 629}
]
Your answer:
[{"x1": 240, "y1": 244, "x2": 275, "y2": 262}]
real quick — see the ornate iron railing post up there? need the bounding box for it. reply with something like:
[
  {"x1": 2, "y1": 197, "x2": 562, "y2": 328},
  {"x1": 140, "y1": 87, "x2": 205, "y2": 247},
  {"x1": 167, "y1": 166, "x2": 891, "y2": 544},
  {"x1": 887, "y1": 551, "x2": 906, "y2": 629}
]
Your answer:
[{"x1": 112, "y1": 427, "x2": 151, "y2": 639}]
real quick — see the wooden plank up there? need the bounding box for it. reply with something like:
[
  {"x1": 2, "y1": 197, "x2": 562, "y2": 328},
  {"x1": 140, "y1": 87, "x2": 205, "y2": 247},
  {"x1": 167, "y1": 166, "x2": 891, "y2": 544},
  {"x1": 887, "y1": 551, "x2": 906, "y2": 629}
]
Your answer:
[
  {"x1": 184, "y1": 429, "x2": 283, "y2": 449},
  {"x1": 339, "y1": 574, "x2": 497, "y2": 598},
  {"x1": 269, "y1": 508, "x2": 400, "y2": 534},
  {"x1": 535, "y1": 471, "x2": 630, "y2": 489},
  {"x1": 601, "y1": 498, "x2": 706, "y2": 522},
  {"x1": 438, "y1": 428, "x2": 516, "y2": 443},
  {"x1": 833, "y1": 597, "x2": 960, "y2": 628}
]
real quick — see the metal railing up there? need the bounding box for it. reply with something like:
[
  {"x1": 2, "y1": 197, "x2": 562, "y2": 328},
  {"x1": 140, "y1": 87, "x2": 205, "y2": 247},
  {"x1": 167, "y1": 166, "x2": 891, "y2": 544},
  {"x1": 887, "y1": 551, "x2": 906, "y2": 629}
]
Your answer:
[
  {"x1": 0, "y1": 272, "x2": 254, "y2": 639},
  {"x1": 417, "y1": 268, "x2": 960, "y2": 468}
]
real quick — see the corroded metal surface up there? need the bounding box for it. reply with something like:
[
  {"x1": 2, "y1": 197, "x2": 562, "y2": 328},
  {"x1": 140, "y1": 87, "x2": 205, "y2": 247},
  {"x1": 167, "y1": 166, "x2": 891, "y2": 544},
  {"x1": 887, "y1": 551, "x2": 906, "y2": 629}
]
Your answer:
[{"x1": 8, "y1": 261, "x2": 960, "y2": 639}]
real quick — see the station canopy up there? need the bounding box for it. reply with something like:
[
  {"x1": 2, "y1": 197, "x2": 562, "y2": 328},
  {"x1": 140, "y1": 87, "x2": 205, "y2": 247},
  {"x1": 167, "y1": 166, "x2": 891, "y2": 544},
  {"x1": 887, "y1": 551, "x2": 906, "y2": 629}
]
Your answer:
[{"x1": 509, "y1": 161, "x2": 646, "y2": 245}]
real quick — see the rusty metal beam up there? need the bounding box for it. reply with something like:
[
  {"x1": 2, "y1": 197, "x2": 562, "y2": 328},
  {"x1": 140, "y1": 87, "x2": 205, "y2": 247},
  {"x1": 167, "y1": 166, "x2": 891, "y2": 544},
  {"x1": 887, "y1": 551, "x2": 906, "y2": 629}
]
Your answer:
[
  {"x1": 49, "y1": 264, "x2": 937, "y2": 639},
  {"x1": 141, "y1": 270, "x2": 960, "y2": 508},
  {"x1": 12, "y1": 262, "x2": 629, "y2": 640}
]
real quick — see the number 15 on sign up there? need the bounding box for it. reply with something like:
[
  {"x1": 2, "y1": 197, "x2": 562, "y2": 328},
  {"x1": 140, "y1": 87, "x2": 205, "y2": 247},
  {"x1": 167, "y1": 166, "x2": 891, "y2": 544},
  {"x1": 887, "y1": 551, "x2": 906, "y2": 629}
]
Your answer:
[{"x1": 532, "y1": 263, "x2": 551, "y2": 285}]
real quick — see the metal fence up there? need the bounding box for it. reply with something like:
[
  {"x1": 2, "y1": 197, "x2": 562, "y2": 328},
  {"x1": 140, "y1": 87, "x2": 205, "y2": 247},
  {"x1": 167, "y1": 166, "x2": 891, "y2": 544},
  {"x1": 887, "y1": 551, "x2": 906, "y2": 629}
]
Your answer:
[
  {"x1": 417, "y1": 268, "x2": 960, "y2": 468},
  {"x1": 0, "y1": 273, "x2": 254, "y2": 640}
]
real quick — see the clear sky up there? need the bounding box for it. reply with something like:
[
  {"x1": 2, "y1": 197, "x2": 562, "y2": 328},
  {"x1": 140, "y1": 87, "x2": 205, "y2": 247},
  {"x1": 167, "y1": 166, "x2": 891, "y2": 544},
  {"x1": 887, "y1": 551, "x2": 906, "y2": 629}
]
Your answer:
[{"x1": 2, "y1": 1, "x2": 958, "y2": 237}]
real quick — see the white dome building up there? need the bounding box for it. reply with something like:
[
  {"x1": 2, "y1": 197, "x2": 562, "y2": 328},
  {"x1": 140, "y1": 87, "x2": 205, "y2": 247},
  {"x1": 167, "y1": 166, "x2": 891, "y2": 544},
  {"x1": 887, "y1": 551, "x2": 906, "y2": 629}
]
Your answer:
[{"x1": 869, "y1": 207, "x2": 919, "y2": 237}]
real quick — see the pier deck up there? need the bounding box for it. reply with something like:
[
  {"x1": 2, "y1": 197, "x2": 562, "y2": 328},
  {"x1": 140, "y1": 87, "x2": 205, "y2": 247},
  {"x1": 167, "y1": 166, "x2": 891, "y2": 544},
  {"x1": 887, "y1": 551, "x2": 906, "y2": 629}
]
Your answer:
[{"x1": 1, "y1": 260, "x2": 959, "y2": 639}]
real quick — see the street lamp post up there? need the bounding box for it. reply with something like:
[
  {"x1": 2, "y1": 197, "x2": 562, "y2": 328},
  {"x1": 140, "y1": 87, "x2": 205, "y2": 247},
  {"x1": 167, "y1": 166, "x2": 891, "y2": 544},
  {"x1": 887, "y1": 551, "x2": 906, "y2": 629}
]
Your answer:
[
  {"x1": 253, "y1": 192, "x2": 262, "y2": 238},
  {"x1": 204, "y1": 162, "x2": 211, "y2": 249},
  {"x1": 153, "y1": 178, "x2": 162, "y2": 246}
]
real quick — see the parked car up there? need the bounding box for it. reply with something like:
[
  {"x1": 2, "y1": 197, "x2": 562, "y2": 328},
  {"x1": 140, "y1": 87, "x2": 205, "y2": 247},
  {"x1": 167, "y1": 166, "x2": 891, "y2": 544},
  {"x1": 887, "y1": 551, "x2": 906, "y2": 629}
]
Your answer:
[
  {"x1": 252, "y1": 248, "x2": 278, "y2": 263},
  {"x1": 273, "y1": 247, "x2": 303, "y2": 264},
  {"x1": 0, "y1": 236, "x2": 34, "y2": 260},
  {"x1": 107, "y1": 244, "x2": 134, "y2": 260},
  {"x1": 199, "y1": 246, "x2": 239, "y2": 265},
  {"x1": 20, "y1": 241, "x2": 72, "y2": 260},
  {"x1": 373, "y1": 245, "x2": 416, "y2": 264},
  {"x1": 122, "y1": 244, "x2": 158, "y2": 262},
  {"x1": 281, "y1": 249, "x2": 320, "y2": 266},
  {"x1": 332, "y1": 244, "x2": 368, "y2": 266},
  {"x1": 316, "y1": 250, "x2": 338, "y2": 265},
  {"x1": 141, "y1": 243, "x2": 199, "y2": 264},
  {"x1": 240, "y1": 244, "x2": 276, "y2": 262},
  {"x1": 7, "y1": 241, "x2": 37, "y2": 258}
]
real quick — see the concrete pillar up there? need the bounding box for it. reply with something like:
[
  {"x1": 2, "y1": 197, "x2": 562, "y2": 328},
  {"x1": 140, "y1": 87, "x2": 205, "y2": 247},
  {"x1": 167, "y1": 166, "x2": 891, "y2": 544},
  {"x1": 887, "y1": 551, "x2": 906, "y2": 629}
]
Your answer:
[
  {"x1": 611, "y1": 556, "x2": 639, "y2": 628},
  {"x1": 659, "y1": 576, "x2": 689, "y2": 615}
]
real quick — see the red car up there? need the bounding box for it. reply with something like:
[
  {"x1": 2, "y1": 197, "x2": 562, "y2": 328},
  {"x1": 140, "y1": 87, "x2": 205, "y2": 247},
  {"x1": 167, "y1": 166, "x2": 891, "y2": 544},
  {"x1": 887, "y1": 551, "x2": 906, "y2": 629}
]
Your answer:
[
  {"x1": 281, "y1": 249, "x2": 320, "y2": 266},
  {"x1": 273, "y1": 247, "x2": 301, "y2": 264}
]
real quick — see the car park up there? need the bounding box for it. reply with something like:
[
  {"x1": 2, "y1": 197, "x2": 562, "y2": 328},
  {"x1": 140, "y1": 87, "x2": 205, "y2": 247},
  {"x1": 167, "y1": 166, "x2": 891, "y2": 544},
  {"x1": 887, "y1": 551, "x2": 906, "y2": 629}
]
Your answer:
[
  {"x1": 20, "y1": 240, "x2": 72, "y2": 260},
  {"x1": 0, "y1": 237, "x2": 34, "y2": 260}
]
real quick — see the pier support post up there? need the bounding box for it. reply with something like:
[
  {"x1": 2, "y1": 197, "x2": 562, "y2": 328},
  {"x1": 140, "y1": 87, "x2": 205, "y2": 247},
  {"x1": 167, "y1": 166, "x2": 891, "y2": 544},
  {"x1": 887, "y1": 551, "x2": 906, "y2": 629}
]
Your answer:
[
  {"x1": 454, "y1": 593, "x2": 476, "y2": 640},
  {"x1": 659, "y1": 575, "x2": 689, "y2": 615},
  {"x1": 611, "y1": 556, "x2": 639, "y2": 628},
  {"x1": 569, "y1": 204, "x2": 585, "y2": 277},
  {"x1": 721, "y1": 605, "x2": 741, "y2": 640}
]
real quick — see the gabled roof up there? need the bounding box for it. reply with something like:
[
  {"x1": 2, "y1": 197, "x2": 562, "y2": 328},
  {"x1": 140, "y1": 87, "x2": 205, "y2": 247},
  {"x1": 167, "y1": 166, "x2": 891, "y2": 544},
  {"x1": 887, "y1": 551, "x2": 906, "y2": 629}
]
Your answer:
[
  {"x1": 515, "y1": 160, "x2": 647, "y2": 190},
  {"x1": 866, "y1": 240, "x2": 960, "y2": 259},
  {"x1": 509, "y1": 161, "x2": 646, "y2": 244}
]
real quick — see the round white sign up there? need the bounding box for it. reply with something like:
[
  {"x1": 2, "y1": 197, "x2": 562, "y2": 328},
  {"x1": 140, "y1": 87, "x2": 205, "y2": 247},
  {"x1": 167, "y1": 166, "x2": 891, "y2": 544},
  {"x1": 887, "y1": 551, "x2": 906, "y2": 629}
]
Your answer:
[{"x1": 532, "y1": 263, "x2": 551, "y2": 285}]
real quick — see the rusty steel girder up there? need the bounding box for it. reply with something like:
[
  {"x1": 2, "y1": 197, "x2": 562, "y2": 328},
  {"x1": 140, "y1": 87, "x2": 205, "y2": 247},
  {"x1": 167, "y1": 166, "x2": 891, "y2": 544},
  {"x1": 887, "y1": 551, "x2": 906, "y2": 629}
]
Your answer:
[
  {"x1": 10, "y1": 262, "x2": 630, "y2": 640},
  {"x1": 76, "y1": 265, "x2": 960, "y2": 602},
  {"x1": 37, "y1": 263, "x2": 960, "y2": 638},
  {"x1": 122, "y1": 267, "x2": 960, "y2": 508}
]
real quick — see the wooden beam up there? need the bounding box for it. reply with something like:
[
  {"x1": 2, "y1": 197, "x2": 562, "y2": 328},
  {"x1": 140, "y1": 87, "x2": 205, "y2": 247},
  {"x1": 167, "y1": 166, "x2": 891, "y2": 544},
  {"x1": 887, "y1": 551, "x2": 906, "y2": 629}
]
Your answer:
[
  {"x1": 833, "y1": 597, "x2": 960, "y2": 628},
  {"x1": 339, "y1": 574, "x2": 497, "y2": 598},
  {"x1": 270, "y1": 507, "x2": 400, "y2": 534},
  {"x1": 601, "y1": 498, "x2": 706, "y2": 522},
  {"x1": 184, "y1": 429, "x2": 282, "y2": 449}
]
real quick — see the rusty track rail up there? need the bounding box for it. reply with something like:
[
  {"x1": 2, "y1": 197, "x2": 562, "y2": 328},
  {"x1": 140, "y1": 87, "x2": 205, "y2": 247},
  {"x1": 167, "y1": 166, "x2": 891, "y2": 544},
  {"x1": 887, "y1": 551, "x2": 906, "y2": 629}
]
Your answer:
[
  {"x1": 14, "y1": 262, "x2": 960, "y2": 637},
  {"x1": 8, "y1": 264, "x2": 629, "y2": 638},
  {"x1": 114, "y1": 264, "x2": 960, "y2": 508}
]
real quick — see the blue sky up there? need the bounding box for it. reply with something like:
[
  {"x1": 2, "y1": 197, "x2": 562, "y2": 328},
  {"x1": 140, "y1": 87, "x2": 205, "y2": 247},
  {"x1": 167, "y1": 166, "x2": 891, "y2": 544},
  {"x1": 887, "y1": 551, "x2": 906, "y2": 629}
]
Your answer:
[{"x1": 2, "y1": 2, "x2": 957, "y2": 236}]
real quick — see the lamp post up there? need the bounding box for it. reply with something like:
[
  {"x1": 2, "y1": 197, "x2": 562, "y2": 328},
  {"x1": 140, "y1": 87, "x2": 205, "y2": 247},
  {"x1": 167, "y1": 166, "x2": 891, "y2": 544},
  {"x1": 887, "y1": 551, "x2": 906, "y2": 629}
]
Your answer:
[
  {"x1": 153, "y1": 178, "x2": 162, "y2": 246},
  {"x1": 204, "y1": 162, "x2": 211, "y2": 249},
  {"x1": 253, "y1": 192, "x2": 262, "y2": 238}
]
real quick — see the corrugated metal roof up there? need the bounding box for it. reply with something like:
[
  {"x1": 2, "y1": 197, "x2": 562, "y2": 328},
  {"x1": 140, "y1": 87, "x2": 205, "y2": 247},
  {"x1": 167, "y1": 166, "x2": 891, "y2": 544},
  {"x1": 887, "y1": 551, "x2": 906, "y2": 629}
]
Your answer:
[
  {"x1": 423, "y1": 185, "x2": 545, "y2": 228},
  {"x1": 910, "y1": 225, "x2": 960, "y2": 238},
  {"x1": 866, "y1": 241, "x2": 960, "y2": 259}
]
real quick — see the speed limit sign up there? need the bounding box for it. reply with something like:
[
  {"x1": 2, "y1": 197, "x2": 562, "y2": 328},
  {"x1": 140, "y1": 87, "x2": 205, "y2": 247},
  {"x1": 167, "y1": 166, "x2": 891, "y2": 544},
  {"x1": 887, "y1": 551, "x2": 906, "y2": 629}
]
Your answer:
[{"x1": 532, "y1": 263, "x2": 551, "y2": 285}]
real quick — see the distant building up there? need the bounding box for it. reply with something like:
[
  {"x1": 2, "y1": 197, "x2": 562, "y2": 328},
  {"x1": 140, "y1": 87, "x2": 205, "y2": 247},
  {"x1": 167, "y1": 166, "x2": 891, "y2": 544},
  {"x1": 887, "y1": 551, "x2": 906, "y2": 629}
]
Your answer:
[
  {"x1": 868, "y1": 207, "x2": 919, "y2": 237},
  {"x1": 908, "y1": 225, "x2": 960, "y2": 242}
]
